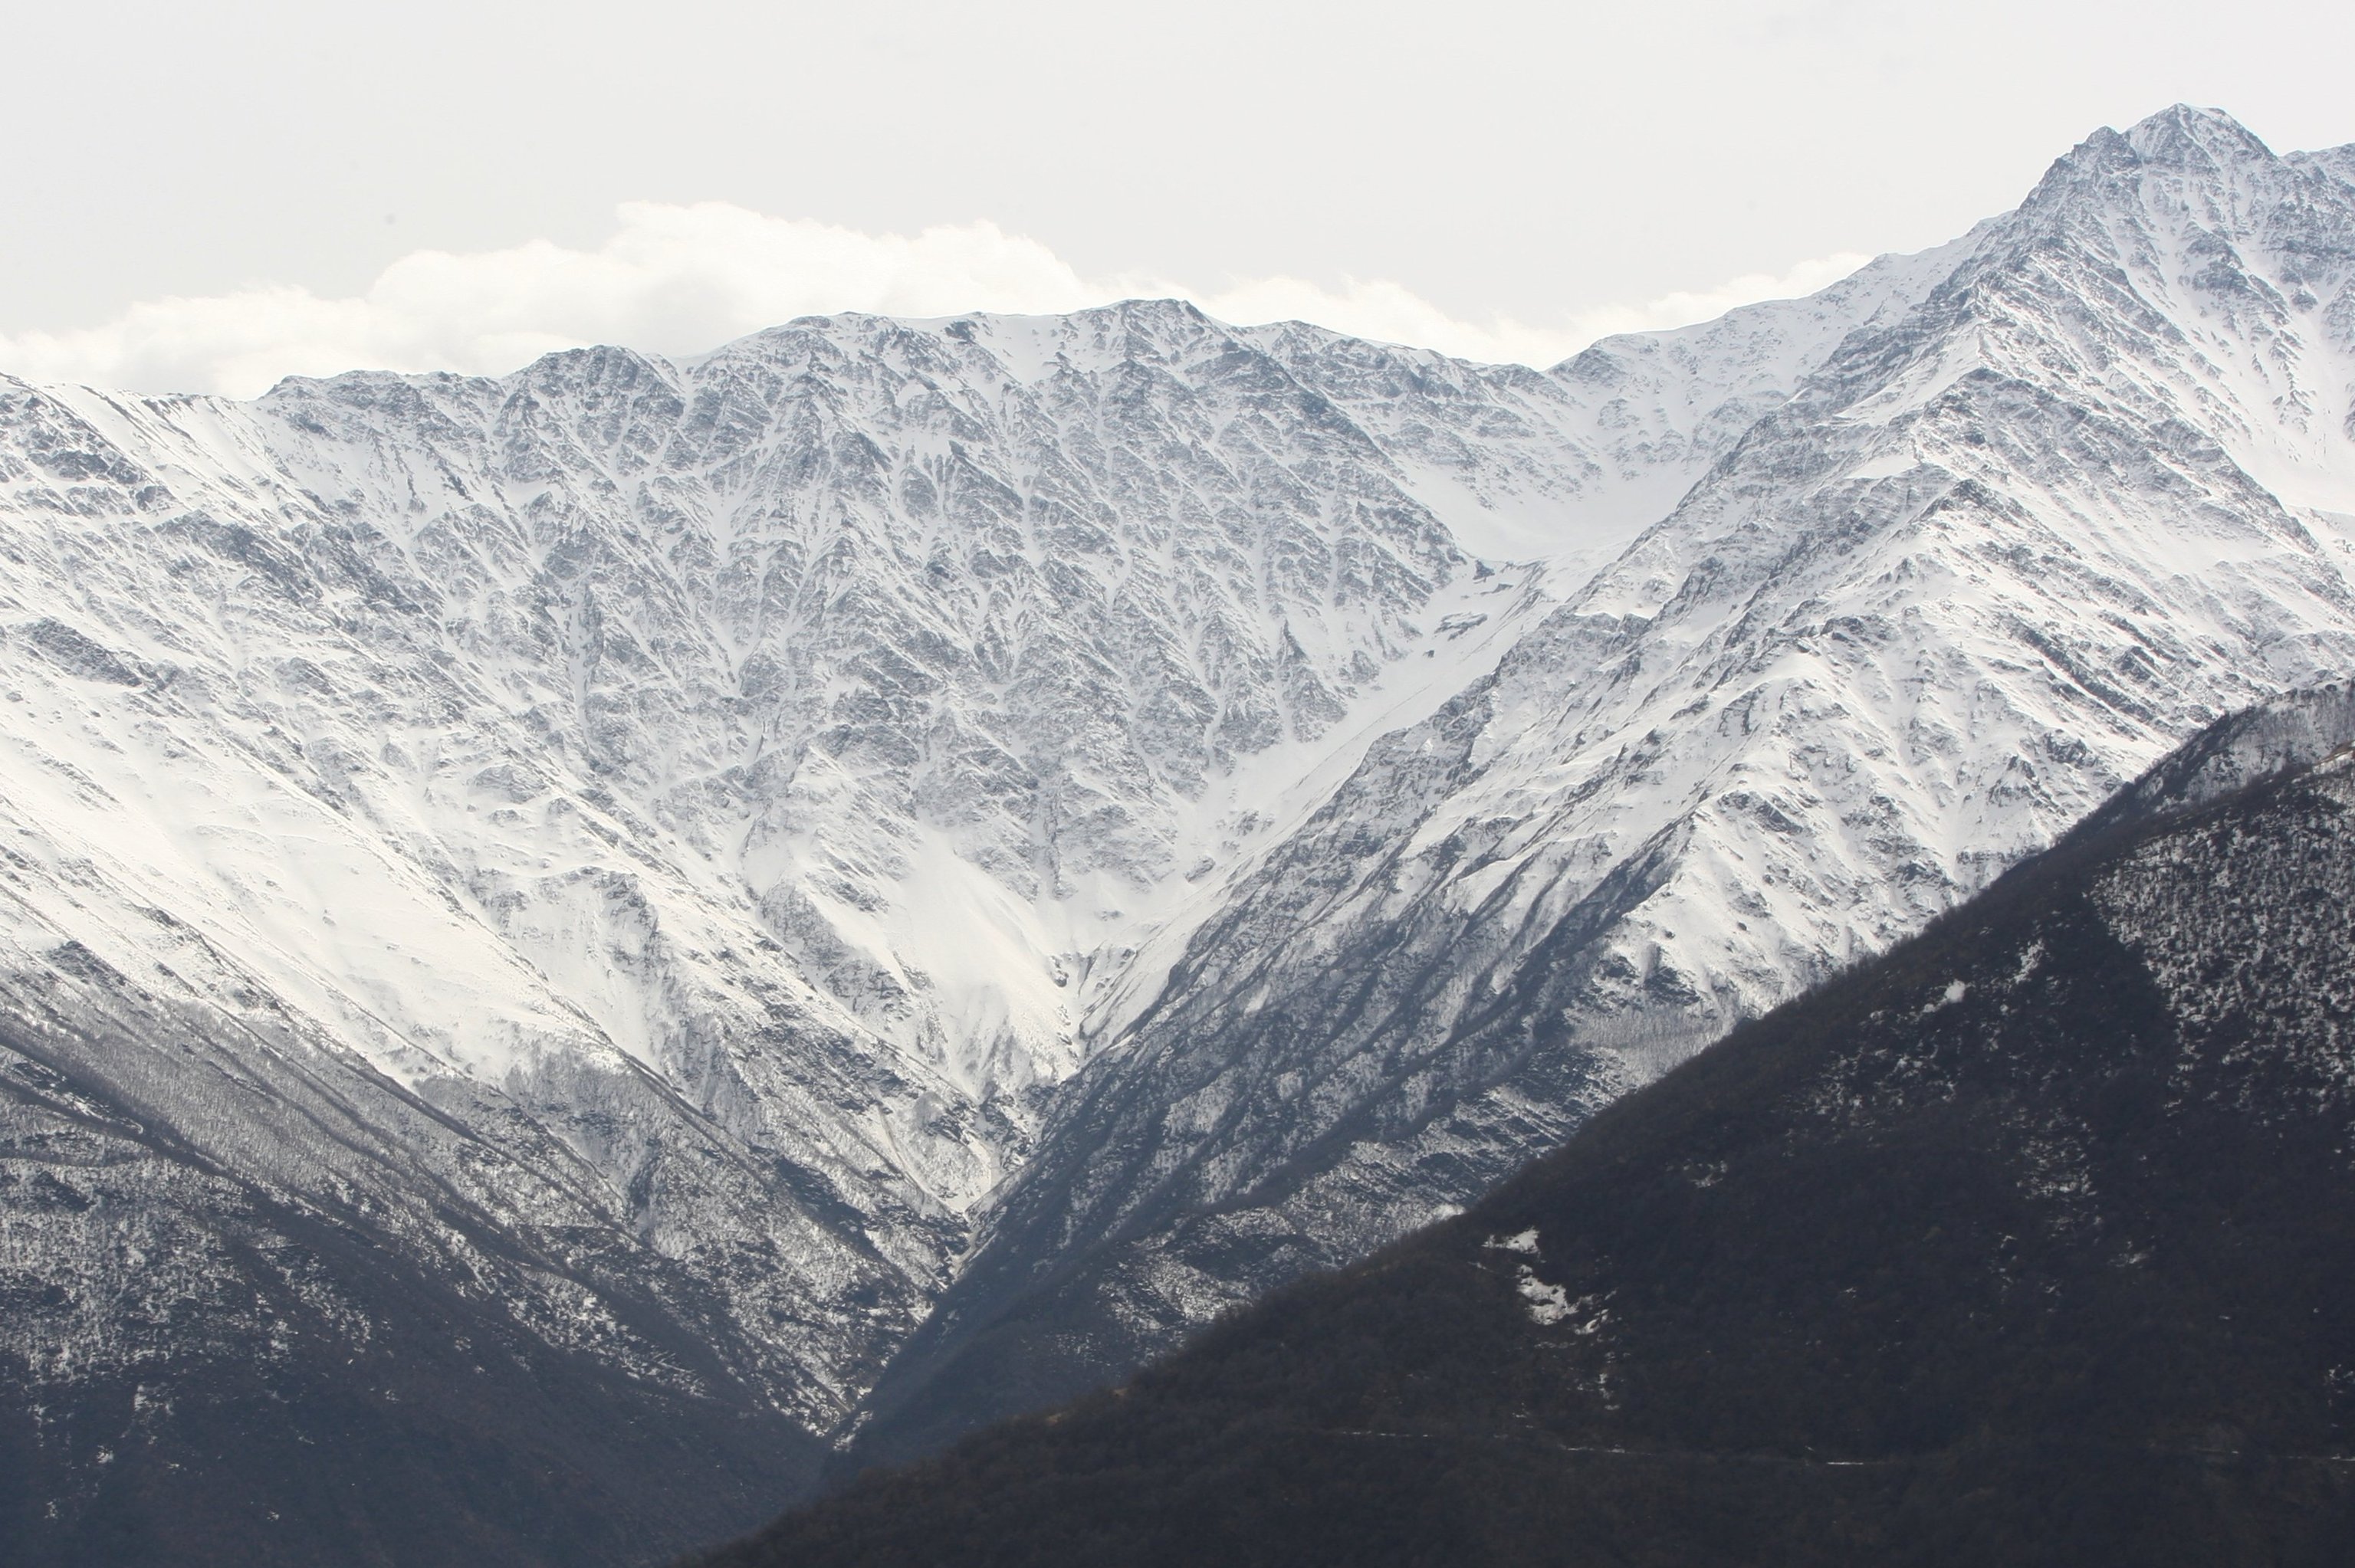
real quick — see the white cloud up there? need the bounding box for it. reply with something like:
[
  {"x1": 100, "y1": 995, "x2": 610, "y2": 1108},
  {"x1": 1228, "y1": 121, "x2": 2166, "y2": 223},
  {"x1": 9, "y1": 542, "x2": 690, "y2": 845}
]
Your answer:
[
  {"x1": 1555, "y1": 252, "x2": 1876, "y2": 343},
  {"x1": 0, "y1": 204, "x2": 1872, "y2": 398}
]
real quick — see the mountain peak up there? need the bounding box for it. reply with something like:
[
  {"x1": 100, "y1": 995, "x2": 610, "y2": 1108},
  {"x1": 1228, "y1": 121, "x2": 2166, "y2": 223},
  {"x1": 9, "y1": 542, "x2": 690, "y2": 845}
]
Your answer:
[
  {"x1": 2123, "y1": 102, "x2": 2275, "y2": 169},
  {"x1": 2016, "y1": 104, "x2": 2288, "y2": 237}
]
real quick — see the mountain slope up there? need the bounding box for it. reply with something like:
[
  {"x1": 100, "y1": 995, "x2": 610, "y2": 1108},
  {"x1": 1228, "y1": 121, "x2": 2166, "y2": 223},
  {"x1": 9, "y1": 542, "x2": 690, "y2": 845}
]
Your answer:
[
  {"x1": 701, "y1": 683, "x2": 2355, "y2": 1567},
  {"x1": 848, "y1": 104, "x2": 2355, "y2": 1467}
]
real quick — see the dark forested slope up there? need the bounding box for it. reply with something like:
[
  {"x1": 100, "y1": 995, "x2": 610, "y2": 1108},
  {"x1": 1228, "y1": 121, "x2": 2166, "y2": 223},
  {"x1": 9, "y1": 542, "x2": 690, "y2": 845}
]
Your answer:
[
  {"x1": 0, "y1": 1002, "x2": 824, "y2": 1568},
  {"x1": 698, "y1": 696, "x2": 2355, "y2": 1566}
]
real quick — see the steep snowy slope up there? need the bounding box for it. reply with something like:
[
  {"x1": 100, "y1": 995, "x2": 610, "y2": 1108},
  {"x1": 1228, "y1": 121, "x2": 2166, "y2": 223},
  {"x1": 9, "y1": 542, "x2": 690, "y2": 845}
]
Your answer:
[
  {"x1": 849, "y1": 106, "x2": 2355, "y2": 1466},
  {"x1": 1077, "y1": 271, "x2": 1984, "y2": 1041}
]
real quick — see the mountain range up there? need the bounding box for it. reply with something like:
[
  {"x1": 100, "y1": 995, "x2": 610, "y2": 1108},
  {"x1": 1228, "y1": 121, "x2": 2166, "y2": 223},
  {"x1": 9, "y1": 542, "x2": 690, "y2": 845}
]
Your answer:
[
  {"x1": 2, "y1": 103, "x2": 2353, "y2": 1565},
  {"x1": 846, "y1": 101, "x2": 2355, "y2": 1468}
]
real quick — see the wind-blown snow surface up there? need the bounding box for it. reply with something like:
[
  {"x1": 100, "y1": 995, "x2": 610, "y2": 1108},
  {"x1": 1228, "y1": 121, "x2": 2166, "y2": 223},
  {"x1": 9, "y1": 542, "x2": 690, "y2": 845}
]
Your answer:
[
  {"x1": 0, "y1": 298, "x2": 1851, "y2": 1561},
  {"x1": 849, "y1": 107, "x2": 2355, "y2": 1468}
]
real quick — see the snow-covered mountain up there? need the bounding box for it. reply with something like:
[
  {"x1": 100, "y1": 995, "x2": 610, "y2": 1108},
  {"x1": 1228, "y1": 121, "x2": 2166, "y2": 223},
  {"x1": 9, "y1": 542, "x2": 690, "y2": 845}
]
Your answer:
[
  {"x1": 0, "y1": 298, "x2": 1823, "y2": 1564},
  {"x1": 846, "y1": 105, "x2": 2355, "y2": 1467},
  {"x1": 8, "y1": 100, "x2": 2354, "y2": 1568}
]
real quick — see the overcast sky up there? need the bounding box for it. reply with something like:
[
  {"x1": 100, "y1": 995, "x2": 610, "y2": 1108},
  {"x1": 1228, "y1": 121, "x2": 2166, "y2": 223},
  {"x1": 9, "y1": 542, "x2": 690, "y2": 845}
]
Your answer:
[{"x1": 5, "y1": 0, "x2": 2353, "y2": 395}]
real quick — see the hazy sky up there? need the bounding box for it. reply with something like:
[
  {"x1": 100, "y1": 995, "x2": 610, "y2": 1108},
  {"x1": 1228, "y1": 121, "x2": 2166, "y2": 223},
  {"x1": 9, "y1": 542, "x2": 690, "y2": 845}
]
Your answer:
[{"x1": 5, "y1": 0, "x2": 2353, "y2": 394}]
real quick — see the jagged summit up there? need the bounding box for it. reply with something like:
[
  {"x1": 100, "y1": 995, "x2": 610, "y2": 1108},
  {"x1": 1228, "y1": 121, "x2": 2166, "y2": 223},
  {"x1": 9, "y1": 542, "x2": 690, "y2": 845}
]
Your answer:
[{"x1": 2123, "y1": 100, "x2": 2277, "y2": 167}]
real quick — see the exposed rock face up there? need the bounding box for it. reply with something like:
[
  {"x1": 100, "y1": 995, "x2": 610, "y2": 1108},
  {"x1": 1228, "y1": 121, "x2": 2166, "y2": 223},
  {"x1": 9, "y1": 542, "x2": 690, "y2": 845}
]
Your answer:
[{"x1": 849, "y1": 105, "x2": 2355, "y2": 1467}]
